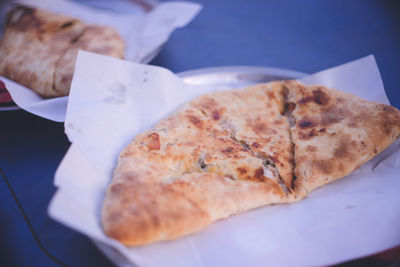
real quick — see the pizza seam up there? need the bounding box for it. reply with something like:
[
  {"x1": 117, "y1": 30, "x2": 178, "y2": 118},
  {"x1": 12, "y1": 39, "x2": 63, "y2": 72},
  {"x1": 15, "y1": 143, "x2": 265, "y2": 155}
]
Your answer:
[
  {"x1": 231, "y1": 136, "x2": 291, "y2": 193},
  {"x1": 281, "y1": 84, "x2": 298, "y2": 194},
  {"x1": 174, "y1": 105, "x2": 291, "y2": 189}
]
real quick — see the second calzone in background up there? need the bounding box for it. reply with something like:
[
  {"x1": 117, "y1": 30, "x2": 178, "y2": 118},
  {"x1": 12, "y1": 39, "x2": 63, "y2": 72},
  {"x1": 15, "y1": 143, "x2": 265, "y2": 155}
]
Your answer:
[{"x1": 0, "y1": 5, "x2": 124, "y2": 97}]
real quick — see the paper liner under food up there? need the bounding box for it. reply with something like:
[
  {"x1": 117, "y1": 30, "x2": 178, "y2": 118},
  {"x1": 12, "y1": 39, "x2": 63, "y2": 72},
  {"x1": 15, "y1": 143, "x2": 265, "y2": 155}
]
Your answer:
[
  {"x1": 49, "y1": 52, "x2": 400, "y2": 267},
  {"x1": 0, "y1": 0, "x2": 201, "y2": 121}
]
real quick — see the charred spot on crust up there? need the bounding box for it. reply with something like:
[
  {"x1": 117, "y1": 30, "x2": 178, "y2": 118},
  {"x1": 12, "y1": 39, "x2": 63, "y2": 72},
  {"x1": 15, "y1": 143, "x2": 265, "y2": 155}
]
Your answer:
[
  {"x1": 313, "y1": 89, "x2": 330, "y2": 105},
  {"x1": 60, "y1": 21, "x2": 74, "y2": 29},
  {"x1": 299, "y1": 89, "x2": 330, "y2": 106},
  {"x1": 147, "y1": 132, "x2": 160, "y2": 150},
  {"x1": 306, "y1": 129, "x2": 315, "y2": 138},
  {"x1": 298, "y1": 119, "x2": 315, "y2": 129},
  {"x1": 187, "y1": 115, "x2": 203, "y2": 128},
  {"x1": 212, "y1": 110, "x2": 221, "y2": 120},
  {"x1": 254, "y1": 167, "x2": 264, "y2": 180},
  {"x1": 237, "y1": 167, "x2": 247, "y2": 174},
  {"x1": 251, "y1": 142, "x2": 261, "y2": 148},
  {"x1": 298, "y1": 128, "x2": 324, "y2": 140},
  {"x1": 221, "y1": 147, "x2": 234, "y2": 153},
  {"x1": 298, "y1": 97, "x2": 312, "y2": 105}
]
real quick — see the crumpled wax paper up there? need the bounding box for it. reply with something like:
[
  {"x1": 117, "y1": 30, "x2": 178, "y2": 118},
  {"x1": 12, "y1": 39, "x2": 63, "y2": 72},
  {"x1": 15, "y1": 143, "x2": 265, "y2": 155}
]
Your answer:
[
  {"x1": 49, "y1": 51, "x2": 400, "y2": 267},
  {"x1": 0, "y1": 0, "x2": 201, "y2": 121}
]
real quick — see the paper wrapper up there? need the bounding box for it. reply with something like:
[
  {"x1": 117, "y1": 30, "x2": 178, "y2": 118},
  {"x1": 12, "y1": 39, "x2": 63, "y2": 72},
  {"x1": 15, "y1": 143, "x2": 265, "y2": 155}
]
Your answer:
[
  {"x1": 0, "y1": 0, "x2": 201, "y2": 121},
  {"x1": 48, "y1": 51, "x2": 400, "y2": 267}
]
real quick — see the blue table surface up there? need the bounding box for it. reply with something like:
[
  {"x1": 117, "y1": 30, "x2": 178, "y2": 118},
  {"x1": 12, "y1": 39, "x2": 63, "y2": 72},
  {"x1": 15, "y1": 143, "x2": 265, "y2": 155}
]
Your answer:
[{"x1": 1, "y1": 0, "x2": 400, "y2": 266}]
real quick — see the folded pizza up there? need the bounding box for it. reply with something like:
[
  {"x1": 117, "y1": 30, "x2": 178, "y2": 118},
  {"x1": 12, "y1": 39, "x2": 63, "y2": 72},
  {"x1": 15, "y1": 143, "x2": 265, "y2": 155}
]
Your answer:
[
  {"x1": 102, "y1": 81, "x2": 400, "y2": 246},
  {"x1": 0, "y1": 5, "x2": 124, "y2": 97}
]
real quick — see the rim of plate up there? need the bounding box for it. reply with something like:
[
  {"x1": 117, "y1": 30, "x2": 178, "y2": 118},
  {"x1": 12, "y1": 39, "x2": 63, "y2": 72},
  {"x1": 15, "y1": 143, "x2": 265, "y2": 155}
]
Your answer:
[{"x1": 178, "y1": 65, "x2": 307, "y2": 83}]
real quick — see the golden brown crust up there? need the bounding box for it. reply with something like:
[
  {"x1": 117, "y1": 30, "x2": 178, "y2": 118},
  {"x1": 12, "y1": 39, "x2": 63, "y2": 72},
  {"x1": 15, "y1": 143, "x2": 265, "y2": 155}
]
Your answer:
[
  {"x1": 102, "y1": 172, "x2": 285, "y2": 245},
  {"x1": 283, "y1": 80, "x2": 400, "y2": 198},
  {"x1": 102, "y1": 83, "x2": 294, "y2": 245},
  {"x1": 102, "y1": 80, "x2": 400, "y2": 246},
  {"x1": 0, "y1": 6, "x2": 124, "y2": 97}
]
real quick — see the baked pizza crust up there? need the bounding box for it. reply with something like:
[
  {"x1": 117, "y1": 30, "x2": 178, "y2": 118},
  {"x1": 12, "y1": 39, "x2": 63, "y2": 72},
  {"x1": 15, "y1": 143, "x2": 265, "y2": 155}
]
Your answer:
[
  {"x1": 102, "y1": 83, "x2": 295, "y2": 245},
  {"x1": 283, "y1": 80, "x2": 400, "y2": 197},
  {"x1": 102, "y1": 81, "x2": 400, "y2": 246},
  {"x1": 0, "y1": 6, "x2": 125, "y2": 97}
]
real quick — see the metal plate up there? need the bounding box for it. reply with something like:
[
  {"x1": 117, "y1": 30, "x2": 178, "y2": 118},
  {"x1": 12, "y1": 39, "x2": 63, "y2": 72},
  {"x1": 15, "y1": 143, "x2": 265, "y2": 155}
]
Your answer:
[
  {"x1": 0, "y1": 104, "x2": 19, "y2": 111},
  {"x1": 179, "y1": 66, "x2": 306, "y2": 88},
  {"x1": 93, "y1": 65, "x2": 307, "y2": 267}
]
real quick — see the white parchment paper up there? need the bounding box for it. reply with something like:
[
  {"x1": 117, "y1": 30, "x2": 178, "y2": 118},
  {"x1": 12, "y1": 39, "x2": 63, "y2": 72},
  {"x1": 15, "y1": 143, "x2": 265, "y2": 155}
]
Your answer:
[
  {"x1": 0, "y1": 0, "x2": 201, "y2": 121},
  {"x1": 49, "y1": 51, "x2": 400, "y2": 267}
]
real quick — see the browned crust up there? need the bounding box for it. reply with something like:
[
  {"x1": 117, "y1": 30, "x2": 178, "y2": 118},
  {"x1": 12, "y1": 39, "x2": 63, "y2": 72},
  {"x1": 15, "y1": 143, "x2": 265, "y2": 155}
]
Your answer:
[
  {"x1": 102, "y1": 81, "x2": 400, "y2": 246},
  {"x1": 0, "y1": 5, "x2": 125, "y2": 97},
  {"x1": 102, "y1": 83, "x2": 294, "y2": 245},
  {"x1": 283, "y1": 80, "x2": 400, "y2": 198}
]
